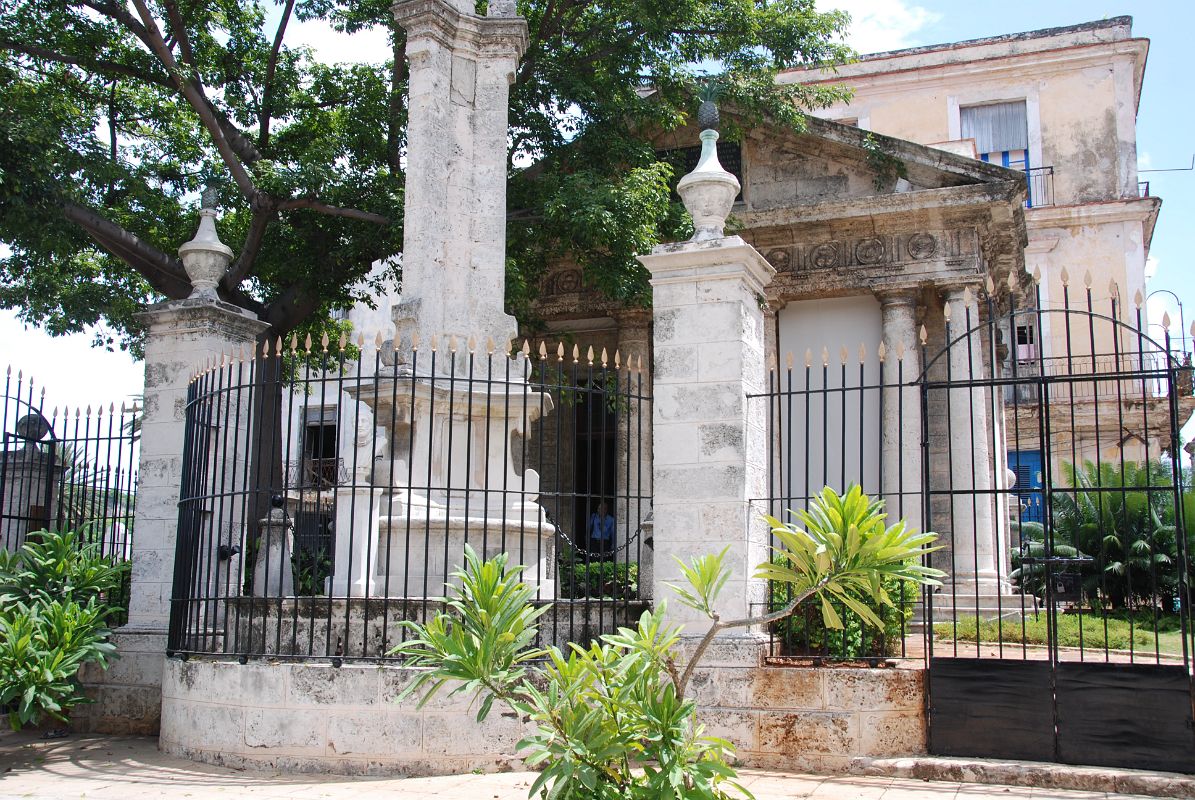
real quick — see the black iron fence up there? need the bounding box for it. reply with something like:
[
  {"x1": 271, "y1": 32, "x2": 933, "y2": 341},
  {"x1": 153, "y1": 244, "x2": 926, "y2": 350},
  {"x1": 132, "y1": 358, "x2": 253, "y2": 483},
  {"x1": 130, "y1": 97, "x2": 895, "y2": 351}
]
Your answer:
[
  {"x1": 168, "y1": 336, "x2": 651, "y2": 661},
  {"x1": 919, "y1": 278, "x2": 1195, "y2": 773},
  {"x1": 1026, "y1": 166, "x2": 1055, "y2": 208},
  {"x1": 750, "y1": 345, "x2": 922, "y2": 664},
  {"x1": 1, "y1": 366, "x2": 139, "y2": 561}
]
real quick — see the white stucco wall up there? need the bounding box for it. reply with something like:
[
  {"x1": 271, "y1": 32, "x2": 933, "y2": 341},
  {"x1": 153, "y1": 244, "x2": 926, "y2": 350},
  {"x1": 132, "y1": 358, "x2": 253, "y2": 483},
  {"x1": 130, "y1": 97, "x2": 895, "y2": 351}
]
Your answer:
[{"x1": 777, "y1": 295, "x2": 883, "y2": 503}]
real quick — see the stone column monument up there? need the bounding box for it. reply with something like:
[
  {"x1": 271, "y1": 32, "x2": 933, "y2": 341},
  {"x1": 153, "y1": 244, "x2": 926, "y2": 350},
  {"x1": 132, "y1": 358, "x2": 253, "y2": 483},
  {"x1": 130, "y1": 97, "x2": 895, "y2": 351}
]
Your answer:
[
  {"x1": 388, "y1": 0, "x2": 529, "y2": 365},
  {"x1": 638, "y1": 125, "x2": 775, "y2": 631},
  {"x1": 339, "y1": 0, "x2": 555, "y2": 598}
]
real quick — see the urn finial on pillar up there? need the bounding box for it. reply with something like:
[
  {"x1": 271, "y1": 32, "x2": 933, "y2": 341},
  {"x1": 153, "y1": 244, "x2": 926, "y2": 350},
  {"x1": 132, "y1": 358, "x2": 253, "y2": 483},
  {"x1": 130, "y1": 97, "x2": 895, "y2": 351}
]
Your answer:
[
  {"x1": 677, "y1": 126, "x2": 740, "y2": 241},
  {"x1": 178, "y1": 187, "x2": 233, "y2": 300}
]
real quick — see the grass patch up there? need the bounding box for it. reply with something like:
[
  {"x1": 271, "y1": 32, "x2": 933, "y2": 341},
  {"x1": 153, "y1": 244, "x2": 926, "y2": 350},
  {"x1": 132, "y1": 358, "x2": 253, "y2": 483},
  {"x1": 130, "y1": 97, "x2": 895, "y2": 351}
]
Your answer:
[{"x1": 935, "y1": 611, "x2": 1190, "y2": 656}]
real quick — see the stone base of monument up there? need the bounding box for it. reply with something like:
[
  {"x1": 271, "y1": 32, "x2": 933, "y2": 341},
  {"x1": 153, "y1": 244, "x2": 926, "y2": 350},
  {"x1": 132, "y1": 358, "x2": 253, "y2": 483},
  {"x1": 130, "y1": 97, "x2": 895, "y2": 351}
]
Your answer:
[
  {"x1": 220, "y1": 596, "x2": 645, "y2": 658},
  {"x1": 373, "y1": 490, "x2": 556, "y2": 600}
]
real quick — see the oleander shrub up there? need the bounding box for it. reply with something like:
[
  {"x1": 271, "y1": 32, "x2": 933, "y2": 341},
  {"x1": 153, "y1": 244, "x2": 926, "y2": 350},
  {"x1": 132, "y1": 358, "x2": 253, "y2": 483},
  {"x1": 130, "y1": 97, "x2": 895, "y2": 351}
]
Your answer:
[{"x1": 0, "y1": 527, "x2": 128, "y2": 729}]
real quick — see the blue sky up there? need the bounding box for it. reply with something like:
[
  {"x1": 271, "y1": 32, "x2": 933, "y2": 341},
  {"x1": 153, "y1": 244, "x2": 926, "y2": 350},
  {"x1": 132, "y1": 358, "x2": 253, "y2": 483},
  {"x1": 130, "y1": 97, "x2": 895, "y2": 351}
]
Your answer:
[
  {"x1": 833, "y1": 0, "x2": 1194, "y2": 339},
  {"x1": 2, "y1": 0, "x2": 1192, "y2": 413}
]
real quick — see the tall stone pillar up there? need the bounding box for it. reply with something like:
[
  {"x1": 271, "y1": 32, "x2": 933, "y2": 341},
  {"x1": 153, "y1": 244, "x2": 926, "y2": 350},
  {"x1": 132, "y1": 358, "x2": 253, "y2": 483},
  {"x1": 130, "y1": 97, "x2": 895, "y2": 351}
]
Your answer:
[
  {"x1": 638, "y1": 128, "x2": 775, "y2": 632},
  {"x1": 76, "y1": 198, "x2": 268, "y2": 734},
  {"x1": 390, "y1": 0, "x2": 528, "y2": 363},
  {"x1": 878, "y1": 290, "x2": 922, "y2": 528},
  {"x1": 942, "y1": 284, "x2": 1001, "y2": 599}
]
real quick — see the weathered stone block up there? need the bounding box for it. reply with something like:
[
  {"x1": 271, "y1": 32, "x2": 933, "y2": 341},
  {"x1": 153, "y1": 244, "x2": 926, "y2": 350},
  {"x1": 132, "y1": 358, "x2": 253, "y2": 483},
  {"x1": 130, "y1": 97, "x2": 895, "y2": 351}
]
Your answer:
[
  {"x1": 326, "y1": 711, "x2": 423, "y2": 756},
  {"x1": 757, "y1": 710, "x2": 855, "y2": 755},
  {"x1": 244, "y1": 708, "x2": 326, "y2": 750},
  {"x1": 748, "y1": 667, "x2": 825, "y2": 709},
  {"x1": 856, "y1": 710, "x2": 926, "y2": 757},
  {"x1": 823, "y1": 668, "x2": 923, "y2": 711},
  {"x1": 287, "y1": 664, "x2": 381, "y2": 706}
]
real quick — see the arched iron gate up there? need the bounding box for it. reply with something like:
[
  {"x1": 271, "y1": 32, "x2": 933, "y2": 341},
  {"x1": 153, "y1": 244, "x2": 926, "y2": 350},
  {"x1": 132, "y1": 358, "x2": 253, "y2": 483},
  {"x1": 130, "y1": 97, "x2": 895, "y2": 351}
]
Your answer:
[{"x1": 920, "y1": 282, "x2": 1195, "y2": 772}]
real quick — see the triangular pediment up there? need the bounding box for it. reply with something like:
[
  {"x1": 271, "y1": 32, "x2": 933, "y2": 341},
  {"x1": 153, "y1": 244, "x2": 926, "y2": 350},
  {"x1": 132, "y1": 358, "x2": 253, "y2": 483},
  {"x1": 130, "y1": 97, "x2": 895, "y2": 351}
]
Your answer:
[{"x1": 651, "y1": 112, "x2": 1026, "y2": 213}]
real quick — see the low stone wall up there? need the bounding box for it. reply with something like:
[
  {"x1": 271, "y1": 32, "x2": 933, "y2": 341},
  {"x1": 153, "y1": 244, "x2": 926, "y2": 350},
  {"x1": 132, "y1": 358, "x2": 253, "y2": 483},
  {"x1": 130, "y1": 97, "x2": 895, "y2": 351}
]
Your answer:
[
  {"x1": 159, "y1": 658, "x2": 530, "y2": 776},
  {"x1": 72, "y1": 629, "x2": 167, "y2": 735},
  {"x1": 689, "y1": 646, "x2": 926, "y2": 773},
  {"x1": 159, "y1": 652, "x2": 927, "y2": 776}
]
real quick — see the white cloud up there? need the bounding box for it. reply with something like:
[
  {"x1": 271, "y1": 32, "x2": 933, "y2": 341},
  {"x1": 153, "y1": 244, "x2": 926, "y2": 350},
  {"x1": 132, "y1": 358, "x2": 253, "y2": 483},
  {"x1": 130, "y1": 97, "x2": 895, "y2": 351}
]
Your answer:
[
  {"x1": 0, "y1": 310, "x2": 143, "y2": 415},
  {"x1": 816, "y1": 0, "x2": 941, "y2": 54},
  {"x1": 284, "y1": 17, "x2": 391, "y2": 64},
  {"x1": 1138, "y1": 151, "x2": 1153, "y2": 170}
]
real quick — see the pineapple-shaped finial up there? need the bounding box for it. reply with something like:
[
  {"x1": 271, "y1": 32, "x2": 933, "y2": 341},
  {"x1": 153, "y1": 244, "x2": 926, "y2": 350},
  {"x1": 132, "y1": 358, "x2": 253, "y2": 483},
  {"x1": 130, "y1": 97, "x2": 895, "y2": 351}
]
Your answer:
[{"x1": 697, "y1": 79, "x2": 721, "y2": 132}]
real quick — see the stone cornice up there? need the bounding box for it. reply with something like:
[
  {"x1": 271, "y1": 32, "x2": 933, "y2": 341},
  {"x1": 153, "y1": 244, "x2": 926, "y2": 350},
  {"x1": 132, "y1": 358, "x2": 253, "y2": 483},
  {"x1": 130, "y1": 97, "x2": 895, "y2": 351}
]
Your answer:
[
  {"x1": 783, "y1": 38, "x2": 1148, "y2": 111},
  {"x1": 1026, "y1": 197, "x2": 1160, "y2": 229},
  {"x1": 736, "y1": 181, "x2": 1025, "y2": 230},
  {"x1": 640, "y1": 236, "x2": 775, "y2": 296},
  {"x1": 392, "y1": 0, "x2": 528, "y2": 58},
  {"x1": 135, "y1": 298, "x2": 270, "y2": 341}
]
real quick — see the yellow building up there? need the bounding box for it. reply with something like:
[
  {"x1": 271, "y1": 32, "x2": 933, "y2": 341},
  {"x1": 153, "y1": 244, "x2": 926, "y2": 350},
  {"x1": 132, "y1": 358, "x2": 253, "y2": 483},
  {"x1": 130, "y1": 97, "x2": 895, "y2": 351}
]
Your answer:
[{"x1": 782, "y1": 17, "x2": 1189, "y2": 512}]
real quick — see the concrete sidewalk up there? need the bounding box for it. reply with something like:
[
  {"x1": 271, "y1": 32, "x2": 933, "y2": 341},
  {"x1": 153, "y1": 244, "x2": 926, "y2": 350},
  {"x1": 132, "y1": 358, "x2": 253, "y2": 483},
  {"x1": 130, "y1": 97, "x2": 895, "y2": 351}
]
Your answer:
[{"x1": 0, "y1": 733, "x2": 1164, "y2": 800}]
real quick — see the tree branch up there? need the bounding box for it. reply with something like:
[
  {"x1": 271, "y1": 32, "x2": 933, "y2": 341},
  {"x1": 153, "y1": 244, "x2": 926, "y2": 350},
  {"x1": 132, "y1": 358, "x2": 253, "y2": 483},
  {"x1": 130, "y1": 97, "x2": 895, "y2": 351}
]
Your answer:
[
  {"x1": 224, "y1": 208, "x2": 276, "y2": 290},
  {"x1": 0, "y1": 39, "x2": 173, "y2": 88},
  {"x1": 161, "y1": 0, "x2": 197, "y2": 77},
  {"x1": 675, "y1": 574, "x2": 833, "y2": 699},
  {"x1": 276, "y1": 198, "x2": 390, "y2": 225},
  {"x1": 261, "y1": 284, "x2": 322, "y2": 335},
  {"x1": 259, "y1": 0, "x2": 296, "y2": 149},
  {"x1": 127, "y1": 0, "x2": 259, "y2": 200},
  {"x1": 62, "y1": 201, "x2": 192, "y2": 299}
]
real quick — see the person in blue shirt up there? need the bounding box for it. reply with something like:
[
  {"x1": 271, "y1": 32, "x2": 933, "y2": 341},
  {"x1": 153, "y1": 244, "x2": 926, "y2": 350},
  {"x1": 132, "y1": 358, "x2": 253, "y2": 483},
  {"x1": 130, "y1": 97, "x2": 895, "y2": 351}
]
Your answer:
[{"x1": 587, "y1": 501, "x2": 615, "y2": 558}]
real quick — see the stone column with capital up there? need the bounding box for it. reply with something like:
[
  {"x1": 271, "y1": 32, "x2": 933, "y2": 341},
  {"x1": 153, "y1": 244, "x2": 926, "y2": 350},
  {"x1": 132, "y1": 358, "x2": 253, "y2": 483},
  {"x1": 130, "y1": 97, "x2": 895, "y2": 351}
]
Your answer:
[
  {"x1": 75, "y1": 199, "x2": 268, "y2": 734},
  {"x1": 941, "y1": 285, "x2": 1004, "y2": 602},
  {"x1": 638, "y1": 125, "x2": 775, "y2": 635},
  {"x1": 389, "y1": 0, "x2": 528, "y2": 365},
  {"x1": 878, "y1": 290, "x2": 922, "y2": 527}
]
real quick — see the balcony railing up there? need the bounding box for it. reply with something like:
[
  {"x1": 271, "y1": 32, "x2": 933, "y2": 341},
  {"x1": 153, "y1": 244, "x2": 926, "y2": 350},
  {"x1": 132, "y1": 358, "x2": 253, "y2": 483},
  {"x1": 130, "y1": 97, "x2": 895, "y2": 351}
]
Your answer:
[
  {"x1": 1139, "y1": 180, "x2": 1151, "y2": 198},
  {"x1": 1025, "y1": 166, "x2": 1054, "y2": 208}
]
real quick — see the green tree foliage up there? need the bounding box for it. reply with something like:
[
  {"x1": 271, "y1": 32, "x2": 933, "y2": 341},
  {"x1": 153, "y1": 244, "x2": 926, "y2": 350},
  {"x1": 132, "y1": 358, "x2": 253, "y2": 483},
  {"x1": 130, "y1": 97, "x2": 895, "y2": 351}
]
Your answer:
[
  {"x1": 1013, "y1": 460, "x2": 1188, "y2": 611},
  {"x1": 0, "y1": 527, "x2": 129, "y2": 729},
  {"x1": 0, "y1": 0, "x2": 852, "y2": 349},
  {"x1": 395, "y1": 487, "x2": 941, "y2": 799}
]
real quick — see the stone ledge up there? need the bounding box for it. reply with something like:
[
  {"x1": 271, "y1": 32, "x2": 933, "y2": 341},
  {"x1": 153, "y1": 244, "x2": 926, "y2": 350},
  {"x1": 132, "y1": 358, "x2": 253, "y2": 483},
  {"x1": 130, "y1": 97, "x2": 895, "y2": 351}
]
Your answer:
[{"x1": 850, "y1": 755, "x2": 1195, "y2": 798}]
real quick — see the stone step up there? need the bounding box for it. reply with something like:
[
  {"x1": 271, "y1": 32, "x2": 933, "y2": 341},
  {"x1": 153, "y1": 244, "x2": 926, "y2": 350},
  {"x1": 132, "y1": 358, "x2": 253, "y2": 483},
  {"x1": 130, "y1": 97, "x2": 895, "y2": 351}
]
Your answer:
[{"x1": 849, "y1": 755, "x2": 1195, "y2": 799}]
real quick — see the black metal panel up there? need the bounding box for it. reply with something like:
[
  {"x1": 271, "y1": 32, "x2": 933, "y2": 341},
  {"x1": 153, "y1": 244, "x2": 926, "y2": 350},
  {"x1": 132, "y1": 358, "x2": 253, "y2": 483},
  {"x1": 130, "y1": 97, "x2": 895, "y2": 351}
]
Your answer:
[
  {"x1": 1056, "y1": 662, "x2": 1195, "y2": 773},
  {"x1": 929, "y1": 658, "x2": 1055, "y2": 761}
]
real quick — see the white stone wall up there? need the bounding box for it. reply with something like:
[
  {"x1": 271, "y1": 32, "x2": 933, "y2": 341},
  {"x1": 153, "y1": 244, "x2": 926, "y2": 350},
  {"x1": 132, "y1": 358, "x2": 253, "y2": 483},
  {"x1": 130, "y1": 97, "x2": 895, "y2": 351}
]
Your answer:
[
  {"x1": 160, "y1": 659, "x2": 529, "y2": 776},
  {"x1": 693, "y1": 663, "x2": 926, "y2": 773},
  {"x1": 158, "y1": 657, "x2": 925, "y2": 775}
]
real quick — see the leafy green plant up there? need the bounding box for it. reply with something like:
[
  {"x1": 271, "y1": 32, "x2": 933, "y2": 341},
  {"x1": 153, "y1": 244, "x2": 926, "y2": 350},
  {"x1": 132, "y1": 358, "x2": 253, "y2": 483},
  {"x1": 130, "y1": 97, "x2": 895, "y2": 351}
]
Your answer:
[
  {"x1": 1050, "y1": 461, "x2": 1178, "y2": 610},
  {"x1": 770, "y1": 574, "x2": 917, "y2": 660},
  {"x1": 862, "y1": 132, "x2": 908, "y2": 191},
  {"x1": 393, "y1": 486, "x2": 941, "y2": 798},
  {"x1": 0, "y1": 527, "x2": 128, "y2": 729},
  {"x1": 293, "y1": 548, "x2": 333, "y2": 597},
  {"x1": 557, "y1": 559, "x2": 638, "y2": 599}
]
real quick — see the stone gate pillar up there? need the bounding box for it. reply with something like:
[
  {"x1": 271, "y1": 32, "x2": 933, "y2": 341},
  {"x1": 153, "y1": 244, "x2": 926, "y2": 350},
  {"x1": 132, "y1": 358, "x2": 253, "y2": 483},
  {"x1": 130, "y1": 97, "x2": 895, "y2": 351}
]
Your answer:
[
  {"x1": 75, "y1": 198, "x2": 268, "y2": 734},
  {"x1": 637, "y1": 128, "x2": 775, "y2": 634}
]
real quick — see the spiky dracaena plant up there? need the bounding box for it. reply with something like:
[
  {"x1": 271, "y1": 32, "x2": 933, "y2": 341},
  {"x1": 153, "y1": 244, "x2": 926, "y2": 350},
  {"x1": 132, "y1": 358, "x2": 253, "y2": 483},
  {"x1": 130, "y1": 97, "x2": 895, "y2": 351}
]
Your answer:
[{"x1": 394, "y1": 487, "x2": 942, "y2": 799}]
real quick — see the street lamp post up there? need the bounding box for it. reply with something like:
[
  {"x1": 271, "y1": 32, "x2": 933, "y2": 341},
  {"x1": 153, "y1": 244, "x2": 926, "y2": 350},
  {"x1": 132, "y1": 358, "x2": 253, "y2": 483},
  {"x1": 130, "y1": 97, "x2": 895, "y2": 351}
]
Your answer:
[{"x1": 1147, "y1": 288, "x2": 1186, "y2": 353}]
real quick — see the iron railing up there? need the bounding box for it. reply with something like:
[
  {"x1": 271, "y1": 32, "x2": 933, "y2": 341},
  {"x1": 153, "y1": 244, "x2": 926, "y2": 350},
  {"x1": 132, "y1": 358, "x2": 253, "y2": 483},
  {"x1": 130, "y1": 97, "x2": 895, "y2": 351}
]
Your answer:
[
  {"x1": 750, "y1": 347, "x2": 922, "y2": 664},
  {"x1": 167, "y1": 338, "x2": 652, "y2": 661},
  {"x1": 1026, "y1": 166, "x2": 1055, "y2": 208},
  {"x1": 1, "y1": 367, "x2": 139, "y2": 561}
]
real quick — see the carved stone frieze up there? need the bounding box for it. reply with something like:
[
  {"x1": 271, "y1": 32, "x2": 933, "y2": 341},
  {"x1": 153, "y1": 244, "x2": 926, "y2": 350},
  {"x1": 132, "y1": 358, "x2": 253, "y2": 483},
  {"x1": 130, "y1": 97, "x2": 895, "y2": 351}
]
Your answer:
[{"x1": 761, "y1": 228, "x2": 981, "y2": 290}]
